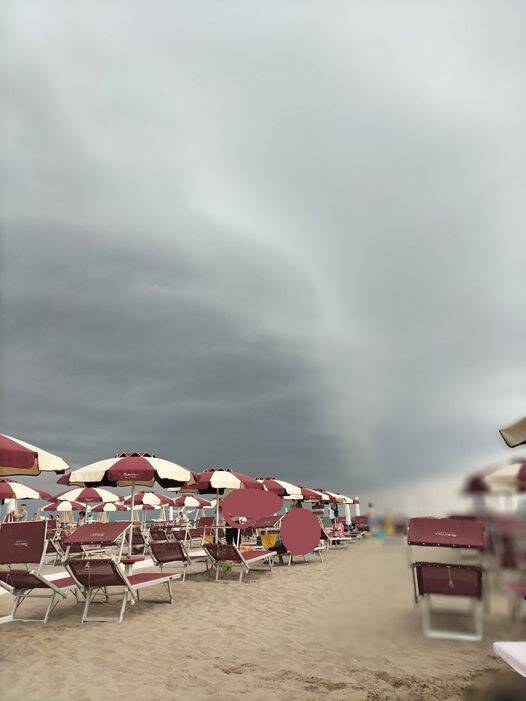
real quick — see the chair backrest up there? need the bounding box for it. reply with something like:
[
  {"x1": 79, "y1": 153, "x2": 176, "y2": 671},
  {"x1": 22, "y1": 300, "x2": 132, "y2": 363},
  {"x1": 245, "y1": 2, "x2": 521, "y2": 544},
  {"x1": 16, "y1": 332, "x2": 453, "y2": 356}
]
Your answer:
[
  {"x1": 150, "y1": 540, "x2": 187, "y2": 564},
  {"x1": 0, "y1": 521, "x2": 47, "y2": 565},
  {"x1": 355, "y1": 515, "x2": 370, "y2": 530},
  {"x1": 68, "y1": 558, "x2": 124, "y2": 588},
  {"x1": 149, "y1": 526, "x2": 168, "y2": 542},
  {"x1": 414, "y1": 562, "x2": 482, "y2": 598},
  {"x1": 407, "y1": 517, "x2": 485, "y2": 549},
  {"x1": 253, "y1": 514, "x2": 281, "y2": 529},
  {"x1": 62, "y1": 522, "x2": 129, "y2": 547},
  {"x1": 198, "y1": 516, "x2": 215, "y2": 528},
  {"x1": 204, "y1": 543, "x2": 242, "y2": 563}
]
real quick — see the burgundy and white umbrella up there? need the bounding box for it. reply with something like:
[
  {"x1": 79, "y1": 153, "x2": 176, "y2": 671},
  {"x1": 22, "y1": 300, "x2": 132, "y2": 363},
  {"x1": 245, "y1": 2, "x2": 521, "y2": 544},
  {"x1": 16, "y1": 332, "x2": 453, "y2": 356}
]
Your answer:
[
  {"x1": 257, "y1": 477, "x2": 302, "y2": 499},
  {"x1": 122, "y1": 491, "x2": 174, "y2": 508},
  {"x1": 196, "y1": 468, "x2": 263, "y2": 542},
  {"x1": 68, "y1": 453, "x2": 195, "y2": 555},
  {"x1": 298, "y1": 486, "x2": 330, "y2": 502},
  {"x1": 464, "y1": 459, "x2": 526, "y2": 494},
  {"x1": 55, "y1": 487, "x2": 119, "y2": 503},
  {"x1": 0, "y1": 479, "x2": 53, "y2": 502},
  {"x1": 0, "y1": 433, "x2": 69, "y2": 477},
  {"x1": 43, "y1": 500, "x2": 85, "y2": 513},
  {"x1": 171, "y1": 494, "x2": 213, "y2": 508},
  {"x1": 197, "y1": 468, "x2": 262, "y2": 493},
  {"x1": 316, "y1": 490, "x2": 356, "y2": 504},
  {"x1": 91, "y1": 502, "x2": 129, "y2": 512}
]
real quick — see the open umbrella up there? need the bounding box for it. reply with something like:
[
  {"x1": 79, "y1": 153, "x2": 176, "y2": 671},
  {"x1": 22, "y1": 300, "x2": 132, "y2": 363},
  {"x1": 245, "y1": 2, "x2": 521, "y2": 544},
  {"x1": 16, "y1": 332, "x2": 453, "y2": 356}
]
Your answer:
[
  {"x1": 171, "y1": 495, "x2": 213, "y2": 508},
  {"x1": 256, "y1": 477, "x2": 302, "y2": 499},
  {"x1": 43, "y1": 500, "x2": 85, "y2": 512},
  {"x1": 0, "y1": 433, "x2": 69, "y2": 477},
  {"x1": 464, "y1": 459, "x2": 526, "y2": 494},
  {"x1": 91, "y1": 502, "x2": 129, "y2": 512},
  {"x1": 196, "y1": 467, "x2": 263, "y2": 541},
  {"x1": 55, "y1": 487, "x2": 119, "y2": 503},
  {"x1": 298, "y1": 486, "x2": 330, "y2": 502},
  {"x1": 0, "y1": 480, "x2": 52, "y2": 502},
  {"x1": 122, "y1": 491, "x2": 174, "y2": 507},
  {"x1": 68, "y1": 453, "x2": 195, "y2": 554},
  {"x1": 500, "y1": 417, "x2": 526, "y2": 448}
]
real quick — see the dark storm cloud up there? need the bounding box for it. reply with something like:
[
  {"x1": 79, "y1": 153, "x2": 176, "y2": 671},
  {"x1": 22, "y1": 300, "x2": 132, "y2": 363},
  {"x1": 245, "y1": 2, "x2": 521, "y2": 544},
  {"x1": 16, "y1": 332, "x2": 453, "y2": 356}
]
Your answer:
[{"x1": 1, "y1": 1, "x2": 525, "y2": 511}]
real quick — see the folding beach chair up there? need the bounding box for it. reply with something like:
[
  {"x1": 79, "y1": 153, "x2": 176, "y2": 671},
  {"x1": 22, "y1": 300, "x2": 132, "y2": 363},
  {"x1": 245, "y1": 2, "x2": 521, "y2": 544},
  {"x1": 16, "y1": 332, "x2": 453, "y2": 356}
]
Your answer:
[
  {"x1": 407, "y1": 517, "x2": 486, "y2": 641},
  {"x1": 66, "y1": 557, "x2": 179, "y2": 623},
  {"x1": 149, "y1": 540, "x2": 208, "y2": 581},
  {"x1": 320, "y1": 523, "x2": 356, "y2": 547},
  {"x1": 354, "y1": 515, "x2": 370, "y2": 534},
  {"x1": 0, "y1": 521, "x2": 76, "y2": 624},
  {"x1": 62, "y1": 522, "x2": 131, "y2": 561},
  {"x1": 204, "y1": 543, "x2": 274, "y2": 583}
]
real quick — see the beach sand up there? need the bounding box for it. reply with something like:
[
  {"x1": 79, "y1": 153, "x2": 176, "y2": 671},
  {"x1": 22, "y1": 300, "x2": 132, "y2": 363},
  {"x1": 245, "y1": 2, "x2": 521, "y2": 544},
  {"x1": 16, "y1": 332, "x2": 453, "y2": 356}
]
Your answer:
[{"x1": 0, "y1": 539, "x2": 524, "y2": 700}]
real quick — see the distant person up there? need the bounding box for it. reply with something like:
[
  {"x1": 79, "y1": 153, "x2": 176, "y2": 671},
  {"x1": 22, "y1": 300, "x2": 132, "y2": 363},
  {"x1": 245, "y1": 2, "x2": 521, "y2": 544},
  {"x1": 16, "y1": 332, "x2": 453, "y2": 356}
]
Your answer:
[
  {"x1": 15, "y1": 504, "x2": 28, "y2": 522},
  {"x1": 77, "y1": 510, "x2": 87, "y2": 527},
  {"x1": 330, "y1": 503, "x2": 339, "y2": 523},
  {"x1": 292, "y1": 500, "x2": 303, "y2": 509}
]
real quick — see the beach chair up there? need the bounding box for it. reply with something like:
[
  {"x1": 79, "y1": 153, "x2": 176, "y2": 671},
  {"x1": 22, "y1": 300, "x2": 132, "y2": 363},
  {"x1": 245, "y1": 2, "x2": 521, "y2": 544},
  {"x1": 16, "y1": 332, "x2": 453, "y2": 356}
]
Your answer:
[
  {"x1": 354, "y1": 515, "x2": 370, "y2": 534},
  {"x1": 320, "y1": 523, "x2": 356, "y2": 547},
  {"x1": 0, "y1": 521, "x2": 76, "y2": 624},
  {"x1": 62, "y1": 522, "x2": 131, "y2": 561},
  {"x1": 149, "y1": 540, "x2": 208, "y2": 581},
  {"x1": 66, "y1": 557, "x2": 178, "y2": 623},
  {"x1": 203, "y1": 543, "x2": 274, "y2": 583},
  {"x1": 407, "y1": 517, "x2": 486, "y2": 641}
]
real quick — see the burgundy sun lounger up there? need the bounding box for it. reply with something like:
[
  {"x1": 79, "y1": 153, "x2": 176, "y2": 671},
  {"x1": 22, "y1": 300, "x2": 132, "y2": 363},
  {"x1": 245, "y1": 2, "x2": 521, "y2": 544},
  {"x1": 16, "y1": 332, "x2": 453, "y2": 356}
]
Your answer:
[
  {"x1": 149, "y1": 540, "x2": 208, "y2": 581},
  {"x1": 203, "y1": 543, "x2": 274, "y2": 583},
  {"x1": 407, "y1": 517, "x2": 486, "y2": 641},
  {"x1": 66, "y1": 557, "x2": 178, "y2": 623},
  {"x1": 0, "y1": 521, "x2": 76, "y2": 624}
]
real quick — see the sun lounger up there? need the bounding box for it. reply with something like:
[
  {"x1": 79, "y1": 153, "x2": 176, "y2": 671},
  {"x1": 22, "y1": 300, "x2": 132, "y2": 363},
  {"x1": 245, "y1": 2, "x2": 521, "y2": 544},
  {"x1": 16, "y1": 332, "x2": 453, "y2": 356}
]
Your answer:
[
  {"x1": 354, "y1": 515, "x2": 370, "y2": 534},
  {"x1": 0, "y1": 521, "x2": 76, "y2": 624},
  {"x1": 407, "y1": 517, "x2": 486, "y2": 641},
  {"x1": 66, "y1": 557, "x2": 178, "y2": 623},
  {"x1": 149, "y1": 540, "x2": 208, "y2": 581},
  {"x1": 203, "y1": 543, "x2": 274, "y2": 582},
  {"x1": 320, "y1": 523, "x2": 356, "y2": 547}
]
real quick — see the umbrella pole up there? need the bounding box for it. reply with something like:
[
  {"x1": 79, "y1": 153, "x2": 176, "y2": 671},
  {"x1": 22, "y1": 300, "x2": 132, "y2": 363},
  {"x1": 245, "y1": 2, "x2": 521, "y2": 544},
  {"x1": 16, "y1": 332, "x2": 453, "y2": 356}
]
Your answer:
[
  {"x1": 215, "y1": 489, "x2": 219, "y2": 543},
  {"x1": 129, "y1": 483, "x2": 136, "y2": 556}
]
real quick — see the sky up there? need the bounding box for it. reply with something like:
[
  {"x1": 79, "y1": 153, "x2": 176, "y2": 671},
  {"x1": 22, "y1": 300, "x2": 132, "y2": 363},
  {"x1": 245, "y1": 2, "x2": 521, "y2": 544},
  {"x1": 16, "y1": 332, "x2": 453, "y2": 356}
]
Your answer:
[{"x1": 1, "y1": 1, "x2": 525, "y2": 514}]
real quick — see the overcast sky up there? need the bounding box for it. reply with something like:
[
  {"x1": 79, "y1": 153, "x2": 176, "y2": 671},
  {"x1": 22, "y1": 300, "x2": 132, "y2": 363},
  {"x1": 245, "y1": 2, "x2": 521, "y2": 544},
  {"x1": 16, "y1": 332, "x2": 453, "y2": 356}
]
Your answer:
[{"x1": 1, "y1": 1, "x2": 525, "y2": 513}]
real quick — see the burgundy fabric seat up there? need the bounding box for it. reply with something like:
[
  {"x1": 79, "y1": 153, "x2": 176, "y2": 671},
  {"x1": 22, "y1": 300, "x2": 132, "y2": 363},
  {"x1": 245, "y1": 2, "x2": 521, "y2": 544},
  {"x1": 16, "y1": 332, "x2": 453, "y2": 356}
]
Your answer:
[
  {"x1": 407, "y1": 517, "x2": 486, "y2": 641},
  {"x1": 66, "y1": 557, "x2": 179, "y2": 623},
  {"x1": 0, "y1": 521, "x2": 76, "y2": 624},
  {"x1": 204, "y1": 543, "x2": 274, "y2": 583}
]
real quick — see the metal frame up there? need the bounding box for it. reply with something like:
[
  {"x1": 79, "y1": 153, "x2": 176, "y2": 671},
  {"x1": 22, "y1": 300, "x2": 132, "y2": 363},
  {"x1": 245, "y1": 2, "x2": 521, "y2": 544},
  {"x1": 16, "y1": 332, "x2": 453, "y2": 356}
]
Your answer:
[
  {"x1": 420, "y1": 596, "x2": 484, "y2": 642},
  {"x1": 0, "y1": 524, "x2": 73, "y2": 624},
  {"x1": 206, "y1": 545, "x2": 274, "y2": 583}
]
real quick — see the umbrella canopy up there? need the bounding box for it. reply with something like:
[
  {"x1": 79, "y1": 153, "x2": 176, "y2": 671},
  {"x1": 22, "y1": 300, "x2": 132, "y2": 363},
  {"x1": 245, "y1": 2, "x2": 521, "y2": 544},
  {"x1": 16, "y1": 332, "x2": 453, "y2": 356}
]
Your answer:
[
  {"x1": 0, "y1": 433, "x2": 69, "y2": 477},
  {"x1": 316, "y1": 490, "x2": 355, "y2": 504},
  {"x1": 68, "y1": 453, "x2": 195, "y2": 489},
  {"x1": 122, "y1": 491, "x2": 174, "y2": 507},
  {"x1": 299, "y1": 486, "x2": 330, "y2": 502},
  {"x1": 500, "y1": 417, "x2": 526, "y2": 448},
  {"x1": 464, "y1": 460, "x2": 526, "y2": 494},
  {"x1": 257, "y1": 477, "x2": 302, "y2": 498},
  {"x1": 171, "y1": 494, "x2": 213, "y2": 508},
  {"x1": 91, "y1": 502, "x2": 128, "y2": 512},
  {"x1": 0, "y1": 479, "x2": 53, "y2": 502},
  {"x1": 197, "y1": 467, "x2": 262, "y2": 493},
  {"x1": 55, "y1": 487, "x2": 119, "y2": 503},
  {"x1": 43, "y1": 500, "x2": 85, "y2": 512}
]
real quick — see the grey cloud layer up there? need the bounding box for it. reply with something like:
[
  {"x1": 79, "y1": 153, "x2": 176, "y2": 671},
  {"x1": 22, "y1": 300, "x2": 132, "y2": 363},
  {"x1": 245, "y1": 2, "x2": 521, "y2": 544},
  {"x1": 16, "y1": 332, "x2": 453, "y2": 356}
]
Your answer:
[{"x1": 1, "y1": 1, "x2": 525, "y2": 509}]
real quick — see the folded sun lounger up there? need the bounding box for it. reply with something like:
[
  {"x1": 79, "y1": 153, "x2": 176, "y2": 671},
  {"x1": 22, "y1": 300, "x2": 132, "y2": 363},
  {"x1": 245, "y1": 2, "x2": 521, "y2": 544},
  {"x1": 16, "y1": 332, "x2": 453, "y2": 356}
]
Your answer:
[
  {"x1": 407, "y1": 517, "x2": 486, "y2": 641},
  {"x1": 0, "y1": 521, "x2": 76, "y2": 624}
]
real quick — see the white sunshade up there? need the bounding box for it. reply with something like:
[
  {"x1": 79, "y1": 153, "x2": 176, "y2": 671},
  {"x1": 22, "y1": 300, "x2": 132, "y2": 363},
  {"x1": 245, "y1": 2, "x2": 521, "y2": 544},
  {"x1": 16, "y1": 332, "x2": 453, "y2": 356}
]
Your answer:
[{"x1": 3, "y1": 434, "x2": 69, "y2": 472}]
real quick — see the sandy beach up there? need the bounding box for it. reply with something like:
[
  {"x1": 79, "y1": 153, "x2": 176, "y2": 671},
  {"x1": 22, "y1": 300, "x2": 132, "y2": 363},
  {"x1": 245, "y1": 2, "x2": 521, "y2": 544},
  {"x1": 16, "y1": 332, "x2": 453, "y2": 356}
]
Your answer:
[{"x1": 1, "y1": 538, "x2": 523, "y2": 701}]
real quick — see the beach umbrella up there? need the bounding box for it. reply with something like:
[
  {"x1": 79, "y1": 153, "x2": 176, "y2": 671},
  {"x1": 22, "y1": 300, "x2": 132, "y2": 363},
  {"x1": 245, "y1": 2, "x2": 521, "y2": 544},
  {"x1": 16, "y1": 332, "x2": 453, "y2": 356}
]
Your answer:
[
  {"x1": 91, "y1": 502, "x2": 129, "y2": 512},
  {"x1": 0, "y1": 433, "x2": 69, "y2": 477},
  {"x1": 122, "y1": 491, "x2": 175, "y2": 507},
  {"x1": 68, "y1": 453, "x2": 195, "y2": 554},
  {"x1": 55, "y1": 487, "x2": 119, "y2": 503},
  {"x1": 0, "y1": 480, "x2": 53, "y2": 502},
  {"x1": 316, "y1": 490, "x2": 355, "y2": 504},
  {"x1": 170, "y1": 495, "x2": 213, "y2": 508},
  {"x1": 298, "y1": 486, "x2": 330, "y2": 502},
  {"x1": 464, "y1": 459, "x2": 526, "y2": 494},
  {"x1": 43, "y1": 500, "x2": 85, "y2": 512},
  {"x1": 196, "y1": 468, "x2": 263, "y2": 542},
  {"x1": 500, "y1": 416, "x2": 526, "y2": 448},
  {"x1": 256, "y1": 477, "x2": 302, "y2": 498}
]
